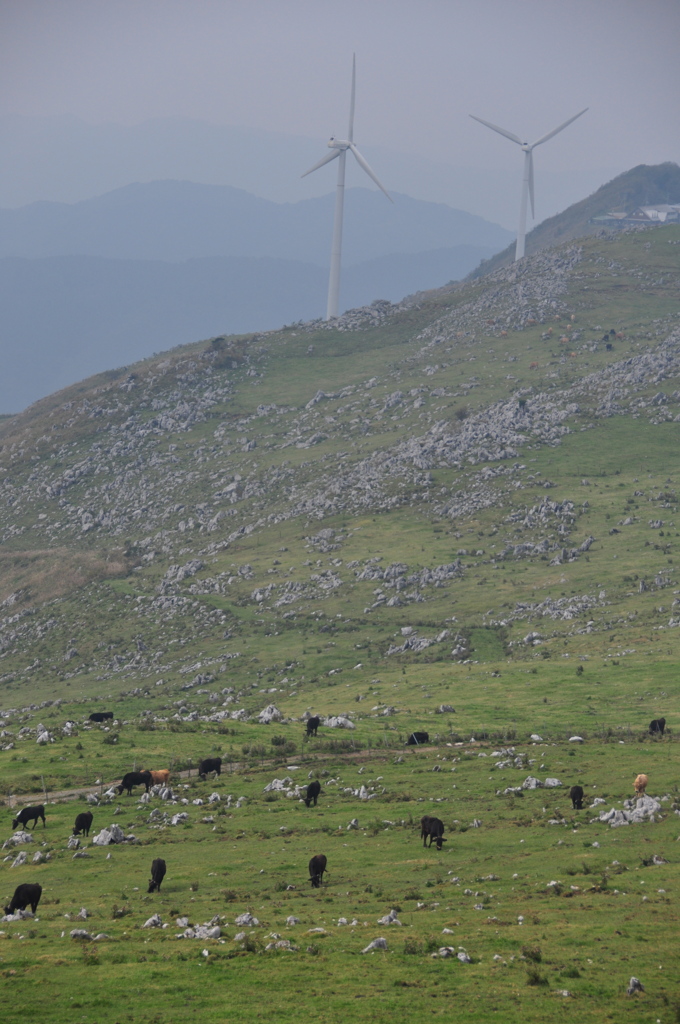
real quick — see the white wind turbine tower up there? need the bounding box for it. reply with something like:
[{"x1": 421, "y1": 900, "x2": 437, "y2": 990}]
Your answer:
[
  {"x1": 469, "y1": 108, "x2": 588, "y2": 261},
  {"x1": 302, "y1": 55, "x2": 392, "y2": 320}
]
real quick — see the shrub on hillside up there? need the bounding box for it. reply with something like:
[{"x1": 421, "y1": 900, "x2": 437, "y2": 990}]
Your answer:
[{"x1": 526, "y1": 966, "x2": 548, "y2": 987}]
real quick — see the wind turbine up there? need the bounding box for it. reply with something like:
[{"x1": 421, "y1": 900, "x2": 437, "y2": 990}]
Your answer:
[
  {"x1": 469, "y1": 107, "x2": 588, "y2": 261},
  {"x1": 302, "y1": 55, "x2": 392, "y2": 320}
]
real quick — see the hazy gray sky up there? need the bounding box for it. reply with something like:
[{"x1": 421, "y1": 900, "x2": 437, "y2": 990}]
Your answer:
[{"x1": 1, "y1": 0, "x2": 679, "y2": 224}]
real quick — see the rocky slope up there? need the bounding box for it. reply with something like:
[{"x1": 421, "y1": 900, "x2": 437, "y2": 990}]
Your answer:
[{"x1": 1, "y1": 224, "x2": 679, "y2": 705}]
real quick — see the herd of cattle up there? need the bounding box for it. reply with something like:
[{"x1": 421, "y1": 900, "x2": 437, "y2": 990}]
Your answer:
[{"x1": 3, "y1": 713, "x2": 669, "y2": 918}]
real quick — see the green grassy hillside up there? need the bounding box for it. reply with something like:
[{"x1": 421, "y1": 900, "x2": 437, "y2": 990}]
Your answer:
[{"x1": 0, "y1": 226, "x2": 679, "y2": 1022}]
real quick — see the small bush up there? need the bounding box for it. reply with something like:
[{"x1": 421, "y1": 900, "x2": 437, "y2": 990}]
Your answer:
[
  {"x1": 526, "y1": 966, "x2": 548, "y2": 987},
  {"x1": 242, "y1": 934, "x2": 261, "y2": 953},
  {"x1": 189, "y1": 880, "x2": 199, "y2": 892},
  {"x1": 306, "y1": 944, "x2": 320, "y2": 956},
  {"x1": 522, "y1": 945, "x2": 542, "y2": 963},
  {"x1": 562, "y1": 966, "x2": 581, "y2": 978},
  {"x1": 81, "y1": 945, "x2": 100, "y2": 967},
  {"x1": 403, "y1": 938, "x2": 423, "y2": 955},
  {"x1": 241, "y1": 743, "x2": 267, "y2": 757},
  {"x1": 322, "y1": 738, "x2": 357, "y2": 753}
]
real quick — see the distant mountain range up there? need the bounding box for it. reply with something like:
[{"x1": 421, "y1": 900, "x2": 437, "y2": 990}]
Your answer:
[
  {"x1": 0, "y1": 181, "x2": 512, "y2": 413},
  {"x1": 0, "y1": 180, "x2": 511, "y2": 263},
  {"x1": 0, "y1": 114, "x2": 619, "y2": 227}
]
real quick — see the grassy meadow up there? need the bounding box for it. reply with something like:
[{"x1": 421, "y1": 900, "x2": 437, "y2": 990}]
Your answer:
[
  {"x1": 0, "y1": 226, "x2": 679, "y2": 1021},
  {"x1": 1, "y1": 729, "x2": 679, "y2": 1024}
]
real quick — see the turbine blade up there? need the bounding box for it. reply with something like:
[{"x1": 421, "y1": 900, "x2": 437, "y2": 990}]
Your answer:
[
  {"x1": 469, "y1": 114, "x2": 522, "y2": 145},
  {"x1": 348, "y1": 54, "x2": 356, "y2": 143},
  {"x1": 301, "y1": 149, "x2": 341, "y2": 177},
  {"x1": 528, "y1": 151, "x2": 535, "y2": 219},
  {"x1": 531, "y1": 107, "x2": 588, "y2": 148},
  {"x1": 348, "y1": 144, "x2": 393, "y2": 201}
]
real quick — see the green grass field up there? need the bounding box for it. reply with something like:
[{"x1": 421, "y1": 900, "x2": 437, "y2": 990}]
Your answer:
[
  {"x1": 1, "y1": 226, "x2": 679, "y2": 1021},
  {"x1": 1, "y1": 733, "x2": 678, "y2": 1024}
]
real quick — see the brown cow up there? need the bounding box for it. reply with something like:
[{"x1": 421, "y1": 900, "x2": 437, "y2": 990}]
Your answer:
[
  {"x1": 140, "y1": 769, "x2": 170, "y2": 786},
  {"x1": 634, "y1": 773, "x2": 648, "y2": 796}
]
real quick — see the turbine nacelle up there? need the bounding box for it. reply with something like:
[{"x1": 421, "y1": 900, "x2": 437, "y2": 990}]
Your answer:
[{"x1": 328, "y1": 137, "x2": 350, "y2": 151}]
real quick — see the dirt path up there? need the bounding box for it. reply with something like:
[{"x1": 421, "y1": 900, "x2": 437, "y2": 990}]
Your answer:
[
  {"x1": 10, "y1": 767, "x2": 196, "y2": 808},
  {"x1": 8, "y1": 745, "x2": 430, "y2": 809}
]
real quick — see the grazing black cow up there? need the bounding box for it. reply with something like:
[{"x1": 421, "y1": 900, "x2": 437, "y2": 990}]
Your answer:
[
  {"x1": 420, "y1": 815, "x2": 446, "y2": 850},
  {"x1": 117, "y1": 771, "x2": 152, "y2": 796},
  {"x1": 4, "y1": 882, "x2": 42, "y2": 916},
  {"x1": 605, "y1": 342, "x2": 613, "y2": 351},
  {"x1": 649, "y1": 717, "x2": 666, "y2": 736},
  {"x1": 73, "y1": 811, "x2": 93, "y2": 836},
  {"x1": 148, "y1": 858, "x2": 167, "y2": 893},
  {"x1": 89, "y1": 712, "x2": 113, "y2": 723},
  {"x1": 407, "y1": 732, "x2": 429, "y2": 746},
  {"x1": 305, "y1": 780, "x2": 321, "y2": 807},
  {"x1": 198, "y1": 757, "x2": 222, "y2": 780},
  {"x1": 306, "y1": 716, "x2": 320, "y2": 737},
  {"x1": 12, "y1": 805, "x2": 46, "y2": 831},
  {"x1": 569, "y1": 785, "x2": 584, "y2": 810},
  {"x1": 309, "y1": 854, "x2": 327, "y2": 888}
]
